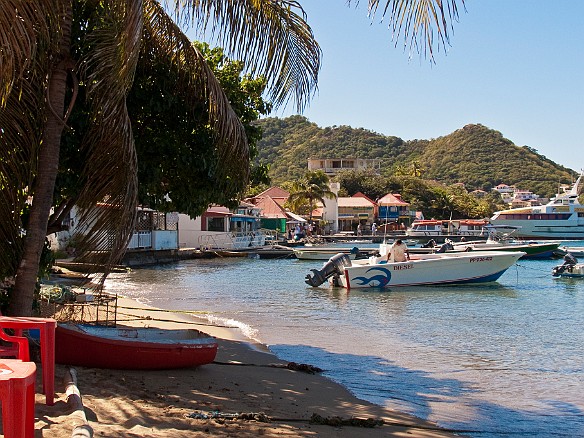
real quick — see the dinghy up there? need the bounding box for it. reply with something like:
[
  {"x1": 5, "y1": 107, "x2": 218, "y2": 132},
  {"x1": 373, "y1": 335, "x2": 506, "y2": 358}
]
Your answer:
[{"x1": 55, "y1": 323, "x2": 218, "y2": 369}]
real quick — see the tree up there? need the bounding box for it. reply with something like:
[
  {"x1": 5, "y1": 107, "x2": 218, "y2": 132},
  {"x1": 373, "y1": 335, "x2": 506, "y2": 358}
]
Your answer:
[
  {"x1": 129, "y1": 42, "x2": 272, "y2": 217},
  {"x1": 1, "y1": 0, "x2": 321, "y2": 315},
  {"x1": 287, "y1": 170, "x2": 337, "y2": 221}
]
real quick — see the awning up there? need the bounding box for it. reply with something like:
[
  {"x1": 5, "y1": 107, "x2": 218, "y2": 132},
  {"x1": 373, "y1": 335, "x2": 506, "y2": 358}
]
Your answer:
[
  {"x1": 230, "y1": 216, "x2": 258, "y2": 222},
  {"x1": 286, "y1": 211, "x2": 307, "y2": 223}
]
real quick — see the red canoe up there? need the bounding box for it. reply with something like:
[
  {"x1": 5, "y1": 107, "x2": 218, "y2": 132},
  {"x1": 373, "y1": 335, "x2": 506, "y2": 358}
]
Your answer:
[{"x1": 55, "y1": 323, "x2": 218, "y2": 370}]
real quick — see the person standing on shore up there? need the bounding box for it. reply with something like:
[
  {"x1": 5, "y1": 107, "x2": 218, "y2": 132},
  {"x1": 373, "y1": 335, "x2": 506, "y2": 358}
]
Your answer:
[{"x1": 388, "y1": 239, "x2": 409, "y2": 262}]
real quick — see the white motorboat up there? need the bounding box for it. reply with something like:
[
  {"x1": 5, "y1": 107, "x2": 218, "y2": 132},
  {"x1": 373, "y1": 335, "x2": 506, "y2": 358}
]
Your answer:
[
  {"x1": 490, "y1": 171, "x2": 584, "y2": 239},
  {"x1": 553, "y1": 245, "x2": 584, "y2": 258},
  {"x1": 305, "y1": 250, "x2": 525, "y2": 289},
  {"x1": 552, "y1": 253, "x2": 584, "y2": 278}
]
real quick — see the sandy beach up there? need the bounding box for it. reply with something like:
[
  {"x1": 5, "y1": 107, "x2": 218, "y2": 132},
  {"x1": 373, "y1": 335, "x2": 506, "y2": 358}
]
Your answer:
[{"x1": 22, "y1": 292, "x2": 461, "y2": 437}]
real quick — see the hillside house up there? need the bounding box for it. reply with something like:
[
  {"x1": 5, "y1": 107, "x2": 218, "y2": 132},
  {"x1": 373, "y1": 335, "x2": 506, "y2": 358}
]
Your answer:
[{"x1": 307, "y1": 158, "x2": 381, "y2": 176}]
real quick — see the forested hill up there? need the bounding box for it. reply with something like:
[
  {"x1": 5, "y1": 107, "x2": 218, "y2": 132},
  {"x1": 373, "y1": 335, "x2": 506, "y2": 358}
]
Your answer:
[{"x1": 255, "y1": 116, "x2": 576, "y2": 197}]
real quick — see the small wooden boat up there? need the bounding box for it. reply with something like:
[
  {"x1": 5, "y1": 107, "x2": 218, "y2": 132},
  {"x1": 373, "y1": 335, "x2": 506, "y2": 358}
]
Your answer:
[{"x1": 55, "y1": 324, "x2": 218, "y2": 370}]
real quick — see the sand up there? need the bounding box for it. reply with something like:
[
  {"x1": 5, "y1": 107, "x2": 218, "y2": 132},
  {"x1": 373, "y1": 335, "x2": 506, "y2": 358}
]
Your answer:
[{"x1": 19, "y1": 294, "x2": 460, "y2": 437}]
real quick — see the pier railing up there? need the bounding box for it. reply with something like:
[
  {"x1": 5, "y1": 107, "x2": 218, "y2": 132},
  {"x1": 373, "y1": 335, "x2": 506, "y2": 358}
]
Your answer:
[{"x1": 198, "y1": 229, "x2": 279, "y2": 250}]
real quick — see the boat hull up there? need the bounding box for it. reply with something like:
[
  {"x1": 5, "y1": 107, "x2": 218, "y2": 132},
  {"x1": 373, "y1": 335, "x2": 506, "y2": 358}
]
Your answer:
[
  {"x1": 294, "y1": 247, "x2": 376, "y2": 260},
  {"x1": 338, "y1": 251, "x2": 525, "y2": 289},
  {"x1": 56, "y1": 324, "x2": 218, "y2": 370},
  {"x1": 454, "y1": 242, "x2": 559, "y2": 259},
  {"x1": 488, "y1": 218, "x2": 584, "y2": 240}
]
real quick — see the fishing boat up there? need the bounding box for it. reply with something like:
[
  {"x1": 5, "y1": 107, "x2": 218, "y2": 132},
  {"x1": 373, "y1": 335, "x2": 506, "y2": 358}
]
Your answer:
[
  {"x1": 490, "y1": 171, "x2": 584, "y2": 239},
  {"x1": 55, "y1": 324, "x2": 218, "y2": 370},
  {"x1": 552, "y1": 253, "x2": 584, "y2": 278},
  {"x1": 450, "y1": 226, "x2": 560, "y2": 259},
  {"x1": 305, "y1": 250, "x2": 524, "y2": 289}
]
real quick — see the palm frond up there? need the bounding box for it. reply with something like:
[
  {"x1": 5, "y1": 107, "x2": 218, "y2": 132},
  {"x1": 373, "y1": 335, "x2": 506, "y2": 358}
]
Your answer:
[
  {"x1": 0, "y1": 0, "x2": 63, "y2": 107},
  {"x1": 354, "y1": 0, "x2": 464, "y2": 60},
  {"x1": 143, "y1": 0, "x2": 250, "y2": 194},
  {"x1": 172, "y1": 0, "x2": 321, "y2": 112},
  {"x1": 72, "y1": 0, "x2": 142, "y2": 280},
  {"x1": 0, "y1": 1, "x2": 58, "y2": 278}
]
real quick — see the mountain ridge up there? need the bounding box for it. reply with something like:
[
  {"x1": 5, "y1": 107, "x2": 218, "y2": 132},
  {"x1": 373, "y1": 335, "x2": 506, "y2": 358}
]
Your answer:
[{"x1": 255, "y1": 116, "x2": 576, "y2": 198}]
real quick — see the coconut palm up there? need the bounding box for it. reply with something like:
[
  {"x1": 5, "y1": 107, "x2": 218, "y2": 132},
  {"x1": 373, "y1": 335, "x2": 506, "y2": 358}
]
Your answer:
[
  {"x1": 287, "y1": 170, "x2": 337, "y2": 222},
  {"x1": 1, "y1": 0, "x2": 462, "y2": 315},
  {"x1": 1, "y1": 0, "x2": 321, "y2": 315}
]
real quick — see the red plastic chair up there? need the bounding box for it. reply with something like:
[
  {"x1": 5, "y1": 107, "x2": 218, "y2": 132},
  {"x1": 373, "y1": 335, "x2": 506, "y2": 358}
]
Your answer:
[
  {"x1": 0, "y1": 359, "x2": 36, "y2": 438},
  {"x1": 0, "y1": 329, "x2": 30, "y2": 361},
  {"x1": 0, "y1": 317, "x2": 56, "y2": 405}
]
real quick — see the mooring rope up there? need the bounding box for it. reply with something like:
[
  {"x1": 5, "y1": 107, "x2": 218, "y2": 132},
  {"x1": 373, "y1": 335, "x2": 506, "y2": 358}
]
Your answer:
[{"x1": 114, "y1": 311, "x2": 234, "y2": 329}]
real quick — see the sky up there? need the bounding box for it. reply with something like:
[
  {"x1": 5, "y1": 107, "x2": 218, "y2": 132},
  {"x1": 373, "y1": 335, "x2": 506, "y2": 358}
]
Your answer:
[{"x1": 271, "y1": 1, "x2": 584, "y2": 172}]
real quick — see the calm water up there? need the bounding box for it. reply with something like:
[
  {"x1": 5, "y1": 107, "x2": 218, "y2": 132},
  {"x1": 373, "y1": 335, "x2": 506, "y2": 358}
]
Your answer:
[{"x1": 103, "y1": 243, "x2": 584, "y2": 437}]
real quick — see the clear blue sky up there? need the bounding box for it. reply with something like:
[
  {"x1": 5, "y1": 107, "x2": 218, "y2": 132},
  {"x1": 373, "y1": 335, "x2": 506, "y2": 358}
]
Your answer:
[{"x1": 273, "y1": 1, "x2": 584, "y2": 173}]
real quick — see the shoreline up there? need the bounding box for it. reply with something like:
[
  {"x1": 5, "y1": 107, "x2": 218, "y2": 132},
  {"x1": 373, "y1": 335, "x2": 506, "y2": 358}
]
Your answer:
[{"x1": 33, "y1": 293, "x2": 460, "y2": 437}]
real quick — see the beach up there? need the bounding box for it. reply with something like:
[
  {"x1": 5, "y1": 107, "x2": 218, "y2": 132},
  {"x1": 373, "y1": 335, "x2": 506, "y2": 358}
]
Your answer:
[{"x1": 29, "y1": 296, "x2": 457, "y2": 437}]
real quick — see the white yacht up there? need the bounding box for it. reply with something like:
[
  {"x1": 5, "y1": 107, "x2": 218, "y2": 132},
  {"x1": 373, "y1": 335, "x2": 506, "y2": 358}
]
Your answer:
[{"x1": 490, "y1": 171, "x2": 584, "y2": 239}]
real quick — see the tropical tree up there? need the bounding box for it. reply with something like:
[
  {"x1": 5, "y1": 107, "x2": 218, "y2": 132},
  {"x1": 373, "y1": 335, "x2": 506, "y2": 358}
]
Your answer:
[
  {"x1": 287, "y1": 170, "x2": 336, "y2": 221},
  {"x1": 1, "y1": 1, "x2": 321, "y2": 316},
  {"x1": 1, "y1": 0, "x2": 463, "y2": 316}
]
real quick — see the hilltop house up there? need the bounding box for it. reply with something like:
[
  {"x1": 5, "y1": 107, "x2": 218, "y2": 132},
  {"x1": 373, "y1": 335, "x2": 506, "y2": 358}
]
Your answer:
[{"x1": 307, "y1": 158, "x2": 381, "y2": 176}]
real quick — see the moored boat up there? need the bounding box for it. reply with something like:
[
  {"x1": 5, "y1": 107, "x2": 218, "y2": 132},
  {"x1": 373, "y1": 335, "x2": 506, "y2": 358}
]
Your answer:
[
  {"x1": 490, "y1": 171, "x2": 584, "y2": 239},
  {"x1": 293, "y1": 246, "x2": 377, "y2": 260},
  {"x1": 552, "y1": 253, "x2": 584, "y2": 278},
  {"x1": 450, "y1": 226, "x2": 560, "y2": 259},
  {"x1": 553, "y1": 245, "x2": 584, "y2": 258},
  {"x1": 55, "y1": 324, "x2": 218, "y2": 369},
  {"x1": 305, "y1": 250, "x2": 525, "y2": 289},
  {"x1": 406, "y1": 219, "x2": 489, "y2": 242}
]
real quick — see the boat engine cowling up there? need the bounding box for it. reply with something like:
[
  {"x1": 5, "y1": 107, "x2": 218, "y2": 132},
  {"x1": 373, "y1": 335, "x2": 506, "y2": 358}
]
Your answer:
[
  {"x1": 552, "y1": 252, "x2": 578, "y2": 277},
  {"x1": 305, "y1": 253, "x2": 352, "y2": 287}
]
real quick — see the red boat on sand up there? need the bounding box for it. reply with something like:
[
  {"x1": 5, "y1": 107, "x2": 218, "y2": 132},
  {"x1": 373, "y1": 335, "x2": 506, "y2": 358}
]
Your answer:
[{"x1": 56, "y1": 323, "x2": 218, "y2": 370}]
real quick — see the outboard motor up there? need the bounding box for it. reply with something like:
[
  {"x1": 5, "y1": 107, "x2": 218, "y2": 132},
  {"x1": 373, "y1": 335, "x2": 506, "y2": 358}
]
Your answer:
[
  {"x1": 350, "y1": 246, "x2": 369, "y2": 260},
  {"x1": 552, "y1": 252, "x2": 578, "y2": 277},
  {"x1": 436, "y1": 240, "x2": 454, "y2": 253},
  {"x1": 422, "y1": 239, "x2": 437, "y2": 248},
  {"x1": 305, "y1": 253, "x2": 352, "y2": 287}
]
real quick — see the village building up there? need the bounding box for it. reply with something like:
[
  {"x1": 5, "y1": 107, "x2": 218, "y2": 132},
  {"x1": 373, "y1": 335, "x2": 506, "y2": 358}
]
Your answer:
[
  {"x1": 337, "y1": 195, "x2": 376, "y2": 233},
  {"x1": 377, "y1": 193, "x2": 414, "y2": 230}
]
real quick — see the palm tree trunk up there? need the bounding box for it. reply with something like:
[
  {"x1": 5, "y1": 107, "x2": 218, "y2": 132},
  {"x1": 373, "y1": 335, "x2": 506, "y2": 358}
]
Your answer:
[{"x1": 8, "y1": 6, "x2": 73, "y2": 316}]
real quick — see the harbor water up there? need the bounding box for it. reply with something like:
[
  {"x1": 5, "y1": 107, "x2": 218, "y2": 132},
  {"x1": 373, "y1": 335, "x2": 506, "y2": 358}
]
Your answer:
[{"x1": 103, "y1": 243, "x2": 584, "y2": 437}]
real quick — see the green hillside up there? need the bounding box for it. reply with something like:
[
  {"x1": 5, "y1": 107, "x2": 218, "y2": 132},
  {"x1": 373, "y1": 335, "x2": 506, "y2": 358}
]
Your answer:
[{"x1": 255, "y1": 116, "x2": 577, "y2": 198}]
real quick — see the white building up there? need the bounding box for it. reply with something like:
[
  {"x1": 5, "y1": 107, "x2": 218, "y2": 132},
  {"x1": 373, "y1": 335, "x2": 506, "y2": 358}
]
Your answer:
[{"x1": 307, "y1": 158, "x2": 381, "y2": 176}]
